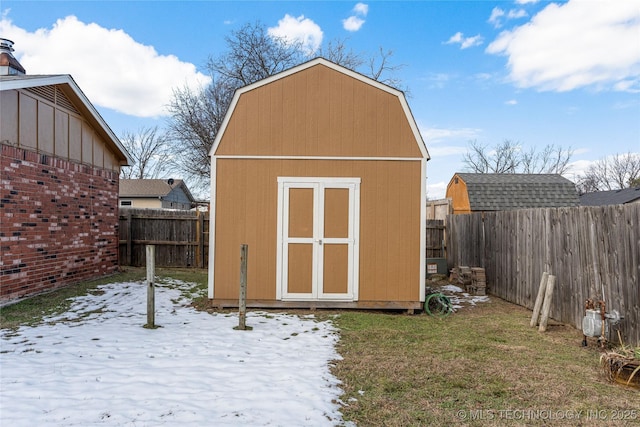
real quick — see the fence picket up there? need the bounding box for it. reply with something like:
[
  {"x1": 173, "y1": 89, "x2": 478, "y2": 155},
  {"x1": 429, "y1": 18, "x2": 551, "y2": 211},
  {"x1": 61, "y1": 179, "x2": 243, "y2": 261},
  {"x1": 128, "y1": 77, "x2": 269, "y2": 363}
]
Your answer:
[
  {"x1": 118, "y1": 208, "x2": 209, "y2": 268},
  {"x1": 447, "y1": 204, "x2": 640, "y2": 345}
]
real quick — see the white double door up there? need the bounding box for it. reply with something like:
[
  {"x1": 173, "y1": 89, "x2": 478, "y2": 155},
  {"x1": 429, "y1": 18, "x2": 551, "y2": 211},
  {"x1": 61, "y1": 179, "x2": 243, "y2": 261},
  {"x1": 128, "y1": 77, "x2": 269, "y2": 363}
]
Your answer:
[{"x1": 277, "y1": 177, "x2": 360, "y2": 301}]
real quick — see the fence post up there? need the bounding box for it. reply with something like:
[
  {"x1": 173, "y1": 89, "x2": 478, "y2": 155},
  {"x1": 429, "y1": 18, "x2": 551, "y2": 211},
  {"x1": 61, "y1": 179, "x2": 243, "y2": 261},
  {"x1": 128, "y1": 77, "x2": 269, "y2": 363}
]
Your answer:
[
  {"x1": 198, "y1": 210, "x2": 205, "y2": 268},
  {"x1": 538, "y1": 274, "x2": 556, "y2": 332},
  {"x1": 126, "y1": 210, "x2": 133, "y2": 266},
  {"x1": 530, "y1": 272, "x2": 549, "y2": 327},
  {"x1": 145, "y1": 245, "x2": 157, "y2": 329},
  {"x1": 235, "y1": 244, "x2": 251, "y2": 331}
]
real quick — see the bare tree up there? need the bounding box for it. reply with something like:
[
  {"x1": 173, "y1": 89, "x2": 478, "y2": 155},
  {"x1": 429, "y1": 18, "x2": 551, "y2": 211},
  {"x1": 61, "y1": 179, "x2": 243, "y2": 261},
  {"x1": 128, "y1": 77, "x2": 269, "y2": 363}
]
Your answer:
[
  {"x1": 119, "y1": 126, "x2": 170, "y2": 179},
  {"x1": 463, "y1": 140, "x2": 574, "y2": 175},
  {"x1": 521, "y1": 144, "x2": 574, "y2": 174},
  {"x1": 462, "y1": 140, "x2": 521, "y2": 173},
  {"x1": 316, "y1": 38, "x2": 364, "y2": 71},
  {"x1": 167, "y1": 21, "x2": 406, "y2": 192},
  {"x1": 367, "y1": 47, "x2": 406, "y2": 92},
  {"x1": 577, "y1": 152, "x2": 640, "y2": 192},
  {"x1": 167, "y1": 77, "x2": 235, "y2": 195},
  {"x1": 207, "y1": 21, "x2": 305, "y2": 88}
]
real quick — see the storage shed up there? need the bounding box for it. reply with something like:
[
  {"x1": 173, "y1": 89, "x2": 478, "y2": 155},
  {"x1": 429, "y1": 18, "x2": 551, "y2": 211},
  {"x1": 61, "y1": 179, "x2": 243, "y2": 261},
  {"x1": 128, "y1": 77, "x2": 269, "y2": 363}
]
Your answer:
[
  {"x1": 208, "y1": 58, "x2": 429, "y2": 310},
  {"x1": 446, "y1": 173, "x2": 580, "y2": 214}
]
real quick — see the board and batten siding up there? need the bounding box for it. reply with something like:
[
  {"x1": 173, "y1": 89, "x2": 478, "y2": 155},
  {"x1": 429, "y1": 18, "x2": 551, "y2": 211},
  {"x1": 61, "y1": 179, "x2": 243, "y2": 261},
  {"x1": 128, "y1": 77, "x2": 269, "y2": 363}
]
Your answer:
[
  {"x1": 213, "y1": 158, "x2": 423, "y2": 303},
  {"x1": 214, "y1": 64, "x2": 422, "y2": 158},
  {"x1": 0, "y1": 87, "x2": 120, "y2": 171}
]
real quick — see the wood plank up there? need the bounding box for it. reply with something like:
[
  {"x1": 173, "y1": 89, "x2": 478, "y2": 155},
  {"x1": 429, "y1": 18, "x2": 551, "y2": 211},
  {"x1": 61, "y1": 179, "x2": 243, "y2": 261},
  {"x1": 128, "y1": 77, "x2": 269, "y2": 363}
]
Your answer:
[{"x1": 446, "y1": 204, "x2": 639, "y2": 345}]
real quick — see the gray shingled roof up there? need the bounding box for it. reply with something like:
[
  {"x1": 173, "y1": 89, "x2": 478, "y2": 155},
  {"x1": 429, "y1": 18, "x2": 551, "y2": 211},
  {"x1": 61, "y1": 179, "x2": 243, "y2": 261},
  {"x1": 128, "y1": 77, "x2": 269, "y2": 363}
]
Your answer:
[
  {"x1": 580, "y1": 187, "x2": 640, "y2": 206},
  {"x1": 120, "y1": 179, "x2": 192, "y2": 200},
  {"x1": 456, "y1": 173, "x2": 580, "y2": 211}
]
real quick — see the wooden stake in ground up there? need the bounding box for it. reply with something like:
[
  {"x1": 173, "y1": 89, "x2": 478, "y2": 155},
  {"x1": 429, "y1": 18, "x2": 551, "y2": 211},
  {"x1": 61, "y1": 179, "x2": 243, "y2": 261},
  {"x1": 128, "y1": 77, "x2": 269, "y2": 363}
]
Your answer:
[
  {"x1": 538, "y1": 274, "x2": 556, "y2": 332},
  {"x1": 145, "y1": 245, "x2": 156, "y2": 329},
  {"x1": 530, "y1": 272, "x2": 549, "y2": 327},
  {"x1": 234, "y1": 244, "x2": 252, "y2": 331}
]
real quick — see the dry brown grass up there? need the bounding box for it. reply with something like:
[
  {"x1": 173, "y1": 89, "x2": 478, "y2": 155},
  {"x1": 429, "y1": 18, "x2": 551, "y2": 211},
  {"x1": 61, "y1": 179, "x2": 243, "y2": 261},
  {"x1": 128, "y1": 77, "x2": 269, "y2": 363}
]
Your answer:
[{"x1": 331, "y1": 296, "x2": 639, "y2": 426}]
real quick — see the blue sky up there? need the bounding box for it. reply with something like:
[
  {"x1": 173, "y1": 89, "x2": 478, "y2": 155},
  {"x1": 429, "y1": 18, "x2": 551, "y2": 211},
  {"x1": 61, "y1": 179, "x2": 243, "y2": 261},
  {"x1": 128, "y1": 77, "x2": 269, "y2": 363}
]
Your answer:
[{"x1": 1, "y1": 0, "x2": 639, "y2": 199}]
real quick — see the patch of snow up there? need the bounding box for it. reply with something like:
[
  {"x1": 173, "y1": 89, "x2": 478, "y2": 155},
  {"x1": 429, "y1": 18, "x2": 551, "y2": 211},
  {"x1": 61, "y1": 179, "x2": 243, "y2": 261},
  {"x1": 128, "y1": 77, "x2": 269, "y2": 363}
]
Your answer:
[
  {"x1": 437, "y1": 284, "x2": 490, "y2": 309},
  {"x1": 440, "y1": 284, "x2": 463, "y2": 293},
  {"x1": 0, "y1": 279, "x2": 345, "y2": 426}
]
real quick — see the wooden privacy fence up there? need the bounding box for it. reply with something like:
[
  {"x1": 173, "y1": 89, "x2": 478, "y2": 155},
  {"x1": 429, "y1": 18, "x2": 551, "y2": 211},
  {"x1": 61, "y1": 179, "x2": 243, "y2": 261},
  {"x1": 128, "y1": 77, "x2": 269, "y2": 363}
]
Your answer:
[
  {"x1": 447, "y1": 203, "x2": 639, "y2": 345},
  {"x1": 426, "y1": 219, "x2": 445, "y2": 258},
  {"x1": 119, "y1": 208, "x2": 209, "y2": 268}
]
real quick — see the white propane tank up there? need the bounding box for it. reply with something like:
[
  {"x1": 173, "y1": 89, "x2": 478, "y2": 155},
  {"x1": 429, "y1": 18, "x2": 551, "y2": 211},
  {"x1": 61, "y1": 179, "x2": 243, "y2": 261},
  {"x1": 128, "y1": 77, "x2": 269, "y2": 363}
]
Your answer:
[{"x1": 582, "y1": 309, "x2": 602, "y2": 338}]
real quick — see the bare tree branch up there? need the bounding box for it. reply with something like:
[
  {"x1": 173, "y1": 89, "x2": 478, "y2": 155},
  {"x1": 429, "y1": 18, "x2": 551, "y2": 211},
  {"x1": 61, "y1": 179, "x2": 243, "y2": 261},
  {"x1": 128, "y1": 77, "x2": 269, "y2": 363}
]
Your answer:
[
  {"x1": 577, "y1": 152, "x2": 640, "y2": 192},
  {"x1": 119, "y1": 126, "x2": 170, "y2": 180},
  {"x1": 462, "y1": 140, "x2": 521, "y2": 173},
  {"x1": 166, "y1": 21, "x2": 407, "y2": 194},
  {"x1": 367, "y1": 47, "x2": 406, "y2": 92},
  {"x1": 316, "y1": 38, "x2": 364, "y2": 70},
  {"x1": 521, "y1": 144, "x2": 573, "y2": 174}
]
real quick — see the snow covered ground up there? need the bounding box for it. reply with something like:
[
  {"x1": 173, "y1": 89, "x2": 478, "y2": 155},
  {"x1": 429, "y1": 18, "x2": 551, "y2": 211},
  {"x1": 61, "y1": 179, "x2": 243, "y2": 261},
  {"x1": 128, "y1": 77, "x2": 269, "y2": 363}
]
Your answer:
[
  {"x1": 0, "y1": 279, "x2": 345, "y2": 426},
  {"x1": 437, "y1": 284, "x2": 490, "y2": 310}
]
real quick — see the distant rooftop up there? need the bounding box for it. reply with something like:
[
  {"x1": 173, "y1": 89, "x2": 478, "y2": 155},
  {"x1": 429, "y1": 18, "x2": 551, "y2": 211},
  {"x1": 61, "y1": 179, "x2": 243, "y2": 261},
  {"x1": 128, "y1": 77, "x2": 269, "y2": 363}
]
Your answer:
[
  {"x1": 120, "y1": 179, "x2": 193, "y2": 201},
  {"x1": 580, "y1": 187, "x2": 640, "y2": 206},
  {"x1": 454, "y1": 173, "x2": 580, "y2": 211}
]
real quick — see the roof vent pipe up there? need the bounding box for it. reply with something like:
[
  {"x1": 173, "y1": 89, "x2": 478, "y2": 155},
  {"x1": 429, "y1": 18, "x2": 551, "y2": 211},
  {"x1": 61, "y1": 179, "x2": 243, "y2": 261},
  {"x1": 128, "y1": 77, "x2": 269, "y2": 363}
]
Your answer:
[{"x1": 0, "y1": 38, "x2": 26, "y2": 75}]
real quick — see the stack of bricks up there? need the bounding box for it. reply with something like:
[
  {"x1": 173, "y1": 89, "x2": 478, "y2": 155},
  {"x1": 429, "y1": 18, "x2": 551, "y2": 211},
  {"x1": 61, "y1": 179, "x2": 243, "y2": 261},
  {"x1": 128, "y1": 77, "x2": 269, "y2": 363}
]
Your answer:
[
  {"x1": 450, "y1": 266, "x2": 472, "y2": 290},
  {"x1": 471, "y1": 267, "x2": 487, "y2": 296}
]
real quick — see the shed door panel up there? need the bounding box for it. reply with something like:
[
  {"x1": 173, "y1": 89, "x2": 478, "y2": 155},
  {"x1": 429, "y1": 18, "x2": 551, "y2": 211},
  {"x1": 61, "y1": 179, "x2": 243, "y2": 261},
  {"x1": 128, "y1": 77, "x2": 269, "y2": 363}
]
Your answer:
[
  {"x1": 287, "y1": 243, "x2": 313, "y2": 294},
  {"x1": 288, "y1": 188, "x2": 314, "y2": 238},
  {"x1": 279, "y1": 178, "x2": 360, "y2": 301}
]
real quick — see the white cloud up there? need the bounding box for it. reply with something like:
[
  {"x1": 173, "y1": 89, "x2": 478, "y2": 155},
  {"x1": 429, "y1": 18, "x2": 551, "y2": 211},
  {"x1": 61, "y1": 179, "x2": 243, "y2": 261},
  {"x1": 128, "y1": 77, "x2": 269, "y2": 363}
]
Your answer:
[
  {"x1": 423, "y1": 72, "x2": 453, "y2": 89},
  {"x1": 268, "y1": 14, "x2": 323, "y2": 55},
  {"x1": 353, "y1": 3, "x2": 369, "y2": 16},
  {"x1": 505, "y1": 99, "x2": 518, "y2": 105},
  {"x1": 343, "y1": 16, "x2": 365, "y2": 32},
  {"x1": 422, "y1": 126, "x2": 482, "y2": 145},
  {"x1": 488, "y1": 7, "x2": 505, "y2": 28},
  {"x1": 508, "y1": 9, "x2": 528, "y2": 20},
  {"x1": 564, "y1": 159, "x2": 594, "y2": 182},
  {"x1": 446, "y1": 32, "x2": 463, "y2": 43},
  {"x1": 343, "y1": 2, "x2": 369, "y2": 32},
  {"x1": 516, "y1": 0, "x2": 539, "y2": 4},
  {"x1": 461, "y1": 35, "x2": 484, "y2": 49},
  {"x1": 0, "y1": 15, "x2": 210, "y2": 118},
  {"x1": 445, "y1": 32, "x2": 483, "y2": 49},
  {"x1": 486, "y1": 0, "x2": 640, "y2": 93},
  {"x1": 427, "y1": 181, "x2": 448, "y2": 200},
  {"x1": 488, "y1": 7, "x2": 528, "y2": 28}
]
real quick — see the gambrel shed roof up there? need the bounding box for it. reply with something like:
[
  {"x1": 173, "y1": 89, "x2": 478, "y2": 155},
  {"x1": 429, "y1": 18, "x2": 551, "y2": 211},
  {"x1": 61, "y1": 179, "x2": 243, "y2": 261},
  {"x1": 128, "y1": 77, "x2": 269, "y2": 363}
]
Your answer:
[
  {"x1": 210, "y1": 57, "x2": 429, "y2": 160},
  {"x1": 449, "y1": 173, "x2": 580, "y2": 212}
]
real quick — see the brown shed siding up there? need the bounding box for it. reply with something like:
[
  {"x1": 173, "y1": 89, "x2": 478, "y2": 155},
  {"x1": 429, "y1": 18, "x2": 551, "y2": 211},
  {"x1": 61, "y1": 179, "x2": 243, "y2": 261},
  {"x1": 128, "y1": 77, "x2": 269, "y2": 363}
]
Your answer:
[
  {"x1": 446, "y1": 175, "x2": 471, "y2": 214},
  {"x1": 213, "y1": 158, "x2": 422, "y2": 303},
  {"x1": 215, "y1": 64, "x2": 422, "y2": 158}
]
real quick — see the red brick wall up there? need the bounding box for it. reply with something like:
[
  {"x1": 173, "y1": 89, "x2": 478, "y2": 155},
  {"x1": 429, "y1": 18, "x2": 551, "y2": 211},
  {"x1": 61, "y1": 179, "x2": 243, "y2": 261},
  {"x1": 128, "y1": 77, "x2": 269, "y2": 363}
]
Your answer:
[{"x1": 1, "y1": 144, "x2": 120, "y2": 304}]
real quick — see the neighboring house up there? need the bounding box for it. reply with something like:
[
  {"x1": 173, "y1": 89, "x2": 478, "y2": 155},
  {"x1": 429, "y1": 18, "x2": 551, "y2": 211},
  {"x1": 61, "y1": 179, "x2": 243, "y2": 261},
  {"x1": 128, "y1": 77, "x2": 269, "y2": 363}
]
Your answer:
[
  {"x1": 209, "y1": 57, "x2": 430, "y2": 310},
  {"x1": 580, "y1": 187, "x2": 640, "y2": 206},
  {"x1": 119, "y1": 179, "x2": 195, "y2": 210},
  {"x1": 446, "y1": 173, "x2": 580, "y2": 214},
  {"x1": 0, "y1": 38, "x2": 132, "y2": 304}
]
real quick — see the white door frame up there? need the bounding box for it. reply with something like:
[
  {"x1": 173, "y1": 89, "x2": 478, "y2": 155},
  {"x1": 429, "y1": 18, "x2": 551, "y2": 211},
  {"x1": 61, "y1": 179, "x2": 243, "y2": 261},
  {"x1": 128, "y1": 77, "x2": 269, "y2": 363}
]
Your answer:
[{"x1": 276, "y1": 177, "x2": 360, "y2": 301}]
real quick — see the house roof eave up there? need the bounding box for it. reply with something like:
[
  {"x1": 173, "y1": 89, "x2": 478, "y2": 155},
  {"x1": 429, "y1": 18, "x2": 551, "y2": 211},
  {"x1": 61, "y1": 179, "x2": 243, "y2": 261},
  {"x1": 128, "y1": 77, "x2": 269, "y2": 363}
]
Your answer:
[{"x1": 0, "y1": 74, "x2": 133, "y2": 166}]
